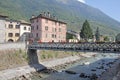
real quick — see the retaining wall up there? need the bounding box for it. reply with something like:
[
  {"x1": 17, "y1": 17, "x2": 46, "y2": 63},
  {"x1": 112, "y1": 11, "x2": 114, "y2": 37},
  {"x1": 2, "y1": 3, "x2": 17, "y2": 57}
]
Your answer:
[{"x1": 0, "y1": 42, "x2": 26, "y2": 50}]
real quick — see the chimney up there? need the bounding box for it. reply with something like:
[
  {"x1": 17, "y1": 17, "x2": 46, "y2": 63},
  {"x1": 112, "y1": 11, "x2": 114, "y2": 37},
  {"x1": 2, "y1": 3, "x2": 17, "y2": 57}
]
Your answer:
[
  {"x1": 43, "y1": 12, "x2": 46, "y2": 16},
  {"x1": 48, "y1": 12, "x2": 50, "y2": 17},
  {"x1": 32, "y1": 15, "x2": 35, "y2": 18},
  {"x1": 53, "y1": 16, "x2": 55, "y2": 19}
]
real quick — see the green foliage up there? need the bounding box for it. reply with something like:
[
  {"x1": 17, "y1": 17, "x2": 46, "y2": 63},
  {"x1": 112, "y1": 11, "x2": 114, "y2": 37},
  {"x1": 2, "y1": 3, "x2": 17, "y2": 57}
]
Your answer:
[
  {"x1": 47, "y1": 53, "x2": 53, "y2": 58},
  {"x1": 80, "y1": 20, "x2": 93, "y2": 41},
  {"x1": 0, "y1": 0, "x2": 120, "y2": 36},
  {"x1": 66, "y1": 33, "x2": 74, "y2": 40},
  {"x1": 104, "y1": 36, "x2": 109, "y2": 42},
  {"x1": 41, "y1": 54, "x2": 46, "y2": 59},
  {"x1": 95, "y1": 27, "x2": 100, "y2": 42},
  {"x1": 116, "y1": 33, "x2": 120, "y2": 42}
]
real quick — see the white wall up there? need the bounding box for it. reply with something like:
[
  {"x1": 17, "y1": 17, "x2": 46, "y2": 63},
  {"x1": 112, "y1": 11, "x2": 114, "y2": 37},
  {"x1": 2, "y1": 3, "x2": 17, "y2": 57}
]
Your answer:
[
  {"x1": 20, "y1": 24, "x2": 31, "y2": 41},
  {"x1": 20, "y1": 24, "x2": 31, "y2": 36},
  {"x1": 0, "y1": 19, "x2": 6, "y2": 43},
  {"x1": 0, "y1": 42, "x2": 26, "y2": 50}
]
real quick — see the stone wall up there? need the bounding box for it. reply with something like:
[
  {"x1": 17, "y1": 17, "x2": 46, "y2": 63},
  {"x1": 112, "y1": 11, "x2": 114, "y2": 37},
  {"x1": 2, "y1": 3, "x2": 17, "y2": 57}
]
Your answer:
[{"x1": 0, "y1": 42, "x2": 26, "y2": 50}]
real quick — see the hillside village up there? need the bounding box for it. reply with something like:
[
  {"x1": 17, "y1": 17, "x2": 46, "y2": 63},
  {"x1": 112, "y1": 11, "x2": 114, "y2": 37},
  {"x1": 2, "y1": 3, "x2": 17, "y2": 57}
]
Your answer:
[
  {"x1": 0, "y1": 12, "x2": 110, "y2": 43},
  {"x1": 0, "y1": 12, "x2": 67, "y2": 43}
]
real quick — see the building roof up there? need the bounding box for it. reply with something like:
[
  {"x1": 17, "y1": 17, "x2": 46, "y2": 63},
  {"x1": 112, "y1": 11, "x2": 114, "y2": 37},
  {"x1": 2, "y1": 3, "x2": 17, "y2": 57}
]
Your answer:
[
  {"x1": 0, "y1": 14, "x2": 8, "y2": 18},
  {"x1": 30, "y1": 13, "x2": 67, "y2": 24},
  {"x1": 20, "y1": 20, "x2": 31, "y2": 25},
  {"x1": 6, "y1": 19, "x2": 21, "y2": 23}
]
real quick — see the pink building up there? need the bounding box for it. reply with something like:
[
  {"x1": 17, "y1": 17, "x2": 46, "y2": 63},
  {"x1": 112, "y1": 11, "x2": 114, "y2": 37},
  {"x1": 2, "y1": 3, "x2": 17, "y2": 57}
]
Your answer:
[{"x1": 30, "y1": 12, "x2": 67, "y2": 42}]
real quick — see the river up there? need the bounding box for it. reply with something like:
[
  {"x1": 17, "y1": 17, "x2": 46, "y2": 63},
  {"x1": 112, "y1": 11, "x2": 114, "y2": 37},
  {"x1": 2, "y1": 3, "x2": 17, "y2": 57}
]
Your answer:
[{"x1": 30, "y1": 53, "x2": 120, "y2": 80}]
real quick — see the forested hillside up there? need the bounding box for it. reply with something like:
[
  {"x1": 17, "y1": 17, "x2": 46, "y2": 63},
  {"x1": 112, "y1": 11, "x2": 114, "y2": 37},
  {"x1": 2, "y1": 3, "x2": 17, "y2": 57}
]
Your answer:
[{"x1": 0, "y1": 0, "x2": 120, "y2": 36}]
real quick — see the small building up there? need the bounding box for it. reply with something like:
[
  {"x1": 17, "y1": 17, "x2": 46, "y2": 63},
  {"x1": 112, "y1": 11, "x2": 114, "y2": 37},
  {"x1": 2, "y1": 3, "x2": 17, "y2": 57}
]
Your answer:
[
  {"x1": 30, "y1": 12, "x2": 67, "y2": 42},
  {"x1": 5, "y1": 19, "x2": 21, "y2": 42},
  {"x1": 19, "y1": 20, "x2": 31, "y2": 42},
  {"x1": 0, "y1": 14, "x2": 8, "y2": 43}
]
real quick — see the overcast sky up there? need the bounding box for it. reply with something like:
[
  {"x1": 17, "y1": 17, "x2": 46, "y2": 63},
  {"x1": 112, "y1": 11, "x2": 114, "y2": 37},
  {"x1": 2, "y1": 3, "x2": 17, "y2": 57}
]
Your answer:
[{"x1": 78, "y1": 0, "x2": 120, "y2": 22}]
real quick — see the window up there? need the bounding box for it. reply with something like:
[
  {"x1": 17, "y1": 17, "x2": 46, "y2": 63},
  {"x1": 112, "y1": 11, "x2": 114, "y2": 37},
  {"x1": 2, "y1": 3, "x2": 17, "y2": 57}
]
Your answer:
[
  {"x1": 8, "y1": 33, "x2": 13, "y2": 37},
  {"x1": 31, "y1": 26, "x2": 34, "y2": 30},
  {"x1": 52, "y1": 34, "x2": 54, "y2": 38},
  {"x1": 45, "y1": 19, "x2": 48, "y2": 23},
  {"x1": 29, "y1": 28, "x2": 31, "y2": 31},
  {"x1": 59, "y1": 23, "x2": 61, "y2": 26},
  {"x1": 36, "y1": 25, "x2": 39, "y2": 30},
  {"x1": 15, "y1": 25, "x2": 20, "y2": 29},
  {"x1": 54, "y1": 35, "x2": 57, "y2": 38},
  {"x1": 15, "y1": 33, "x2": 19, "y2": 37},
  {"x1": 36, "y1": 33, "x2": 38, "y2": 37},
  {"x1": 45, "y1": 26, "x2": 48, "y2": 31},
  {"x1": 8, "y1": 24, "x2": 13, "y2": 29},
  {"x1": 24, "y1": 27, "x2": 26, "y2": 30},
  {"x1": 59, "y1": 28, "x2": 61, "y2": 32},
  {"x1": 55, "y1": 22, "x2": 57, "y2": 25}
]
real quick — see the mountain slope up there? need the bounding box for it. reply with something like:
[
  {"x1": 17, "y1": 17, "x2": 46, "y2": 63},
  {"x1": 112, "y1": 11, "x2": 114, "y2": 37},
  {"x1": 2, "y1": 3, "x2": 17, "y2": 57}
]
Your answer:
[{"x1": 0, "y1": 0, "x2": 120, "y2": 36}]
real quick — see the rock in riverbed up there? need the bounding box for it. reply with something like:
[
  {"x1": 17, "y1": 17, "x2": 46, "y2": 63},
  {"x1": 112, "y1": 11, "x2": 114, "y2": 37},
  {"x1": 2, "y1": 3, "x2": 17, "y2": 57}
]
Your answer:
[
  {"x1": 65, "y1": 70, "x2": 77, "y2": 74},
  {"x1": 79, "y1": 73, "x2": 87, "y2": 78}
]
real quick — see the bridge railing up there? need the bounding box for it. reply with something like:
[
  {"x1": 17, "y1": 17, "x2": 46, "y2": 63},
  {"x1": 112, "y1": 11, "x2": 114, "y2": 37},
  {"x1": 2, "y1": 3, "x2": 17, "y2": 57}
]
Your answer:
[{"x1": 28, "y1": 42, "x2": 120, "y2": 52}]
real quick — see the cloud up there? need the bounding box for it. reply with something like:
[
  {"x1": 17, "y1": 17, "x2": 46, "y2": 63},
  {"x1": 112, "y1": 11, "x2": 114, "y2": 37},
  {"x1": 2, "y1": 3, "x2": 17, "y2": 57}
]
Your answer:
[{"x1": 77, "y1": 0, "x2": 86, "y2": 3}]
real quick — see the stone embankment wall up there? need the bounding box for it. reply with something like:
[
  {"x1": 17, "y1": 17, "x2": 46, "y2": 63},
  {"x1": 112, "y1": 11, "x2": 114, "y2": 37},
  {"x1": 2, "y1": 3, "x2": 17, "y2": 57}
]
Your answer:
[{"x1": 0, "y1": 42, "x2": 26, "y2": 50}]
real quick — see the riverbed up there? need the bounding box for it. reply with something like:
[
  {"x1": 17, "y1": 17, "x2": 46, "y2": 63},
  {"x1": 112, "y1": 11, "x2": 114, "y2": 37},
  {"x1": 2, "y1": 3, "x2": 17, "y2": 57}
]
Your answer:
[{"x1": 30, "y1": 53, "x2": 120, "y2": 80}]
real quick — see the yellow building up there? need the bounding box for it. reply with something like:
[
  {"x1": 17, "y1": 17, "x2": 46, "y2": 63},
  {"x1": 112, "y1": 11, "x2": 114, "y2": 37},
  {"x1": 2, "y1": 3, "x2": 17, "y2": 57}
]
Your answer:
[{"x1": 5, "y1": 19, "x2": 21, "y2": 42}]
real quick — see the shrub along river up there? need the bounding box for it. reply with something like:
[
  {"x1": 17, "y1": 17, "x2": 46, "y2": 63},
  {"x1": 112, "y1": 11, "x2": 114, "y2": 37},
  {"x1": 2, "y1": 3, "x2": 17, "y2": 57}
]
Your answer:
[{"x1": 30, "y1": 52, "x2": 120, "y2": 80}]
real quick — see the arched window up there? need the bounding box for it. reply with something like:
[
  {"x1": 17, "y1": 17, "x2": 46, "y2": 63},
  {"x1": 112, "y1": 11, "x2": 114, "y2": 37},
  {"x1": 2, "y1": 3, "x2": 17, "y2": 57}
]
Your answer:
[{"x1": 8, "y1": 39, "x2": 14, "y2": 42}]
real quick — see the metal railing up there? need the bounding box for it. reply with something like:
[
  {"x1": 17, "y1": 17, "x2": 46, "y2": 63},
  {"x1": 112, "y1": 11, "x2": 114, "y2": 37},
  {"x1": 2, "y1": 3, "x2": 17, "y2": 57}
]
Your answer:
[{"x1": 28, "y1": 42, "x2": 120, "y2": 52}]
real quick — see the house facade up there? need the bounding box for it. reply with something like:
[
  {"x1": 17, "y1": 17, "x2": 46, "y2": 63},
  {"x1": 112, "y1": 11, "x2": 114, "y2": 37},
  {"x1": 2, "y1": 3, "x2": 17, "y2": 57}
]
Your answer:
[
  {"x1": 19, "y1": 20, "x2": 31, "y2": 42},
  {"x1": 0, "y1": 15, "x2": 7, "y2": 43},
  {"x1": 5, "y1": 19, "x2": 21, "y2": 42},
  {"x1": 30, "y1": 12, "x2": 67, "y2": 42},
  {"x1": 0, "y1": 14, "x2": 31, "y2": 43}
]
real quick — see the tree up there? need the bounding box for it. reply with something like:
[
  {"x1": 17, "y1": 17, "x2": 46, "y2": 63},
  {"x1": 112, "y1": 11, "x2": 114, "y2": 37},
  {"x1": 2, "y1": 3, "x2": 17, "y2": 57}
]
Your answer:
[
  {"x1": 66, "y1": 33, "x2": 74, "y2": 40},
  {"x1": 80, "y1": 20, "x2": 93, "y2": 41},
  {"x1": 104, "y1": 36, "x2": 109, "y2": 42},
  {"x1": 116, "y1": 33, "x2": 120, "y2": 42},
  {"x1": 95, "y1": 27, "x2": 100, "y2": 42}
]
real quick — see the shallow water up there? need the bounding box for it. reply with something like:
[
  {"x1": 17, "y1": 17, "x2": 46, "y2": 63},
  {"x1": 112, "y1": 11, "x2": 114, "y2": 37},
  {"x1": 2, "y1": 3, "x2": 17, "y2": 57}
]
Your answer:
[{"x1": 31, "y1": 53, "x2": 120, "y2": 80}]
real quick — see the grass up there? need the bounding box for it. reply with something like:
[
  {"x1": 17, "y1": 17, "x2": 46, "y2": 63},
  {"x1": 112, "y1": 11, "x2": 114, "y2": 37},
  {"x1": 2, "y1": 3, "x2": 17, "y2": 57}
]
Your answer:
[
  {"x1": 0, "y1": 49, "x2": 84, "y2": 70},
  {"x1": 38, "y1": 50, "x2": 83, "y2": 61},
  {"x1": 0, "y1": 49, "x2": 27, "y2": 70}
]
